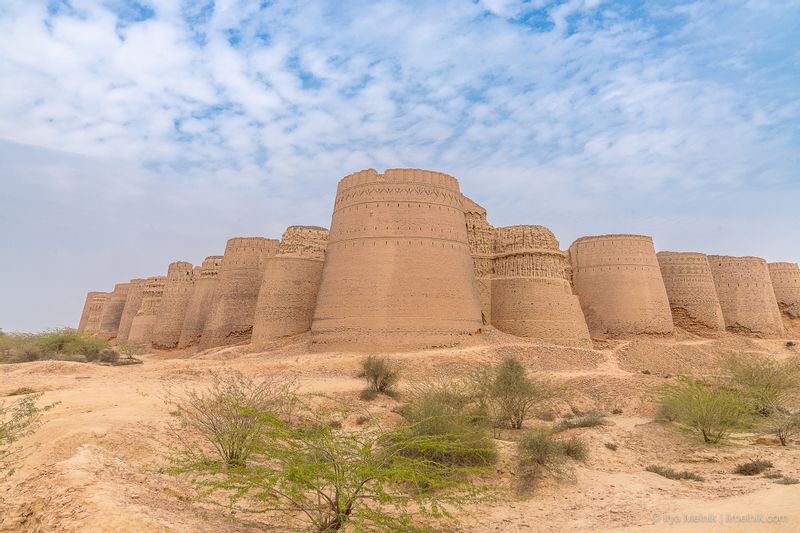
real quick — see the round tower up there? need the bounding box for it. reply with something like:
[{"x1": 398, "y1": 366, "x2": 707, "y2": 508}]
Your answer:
[
  {"x1": 463, "y1": 196, "x2": 495, "y2": 324},
  {"x1": 657, "y1": 252, "x2": 726, "y2": 334},
  {"x1": 77, "y1": 291, "x2": 104, "y2": 333},
  {"x1": 310, "y1": 168, "x2": 483, "y2": 352},
  {"x1": 178, "y1": 256, "x2": 223, "y2": 349},
  {"x1": 492, "y1": 225, "x2": 591, "y2": 347},
  {"x1": 116, "y1": 278, "x2": 147, "y2": 342},
  {"x1": 568, "y1": 234, "x2": 673, "y2": 337},
  {"x1": 128, "y1": 276, "x2": 166, "y2": 345},
  {"x1": 708, "y1": 255, "x2": 785, "y2": 337},
  {"x1": 252, "y1": 226, "x2": 329, "y2": 346},
  {"x1": 98, "y1": 283, "x2": 130, "y2": 338},
  {"x1": 81, "y1": 292, "x2": 108, "y2": 334},
  {"x1": 200, "y1": 237, "x2": 280, "y2": 349},
  {"x1": 152, "y1": 262, "x2": 195, "y2": 349},
  {"x1": 768, "y1": 262, "x2": 800, "y2": 319}
]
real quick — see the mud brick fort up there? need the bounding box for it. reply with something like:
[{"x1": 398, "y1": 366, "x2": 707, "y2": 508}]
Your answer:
[{"x1": 77, "y1": 168, "x2": 797, "y2": 350}]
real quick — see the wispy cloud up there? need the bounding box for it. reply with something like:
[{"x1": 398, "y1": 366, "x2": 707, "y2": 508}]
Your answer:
[{"x1": 1, "y1": 0, "x2": 799, "y2": 330}]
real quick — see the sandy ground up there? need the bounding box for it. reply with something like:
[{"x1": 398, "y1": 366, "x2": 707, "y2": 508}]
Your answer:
[{"x1": 1, "y1": 328, "x2": 799, "y2": 532}]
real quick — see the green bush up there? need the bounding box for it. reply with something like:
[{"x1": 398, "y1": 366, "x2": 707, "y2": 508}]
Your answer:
[
  {"x1": 560, "y1": 436, "x2": 588, "y2": 461},
  {"x1": 772, "y1": 412, "x2": 800, "y2": 446},
  {"x1": 0, "y1": 328, "x2": 108, "y2": 364},
  {"x1": 98, "y1": 349, "x2": 119, "y2": 364},
  {"x1": 361, "y1": 355, "x2": 400, "y2": 395},
  {"x1": 1, "y1": 393, "x2": 51, "y2": 473},
  {"x1": 724, "y1": 355, "x2": 800, "y2": 416},
  {"x1": 645, "y1": 465, "x2": 704, "y2": 481},
  {"x1": 517, "y1": 429, "x2": 586, "y2": 493},
  {"x1": 116, "y1": 341, "x2": 147, "y2": 361},
  {"x1": 554, "y1": 411, "x2": 605, "y2": 432},
  {"x1": 734, "y1": 459, "x2": 773, "y2": 476},
  {"x1": 397, "y1": 380, "x2": 496, "y2": 467},
  {"x1": 658, "y1": 378, "x2": 751, "y2": 443},
  {"x1": 168, "y1": 371, "x2": 297, "y2": 466}
]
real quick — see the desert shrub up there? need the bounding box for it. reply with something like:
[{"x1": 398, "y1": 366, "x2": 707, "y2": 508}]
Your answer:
[
  {"x1": 6, "y1": 387, "x2": 36, "y2": 397},
  {"x1": 397, "y1": 380, "x2": 496, "y2": 467},
  {"x1": 117, "y1": 341, "x2": 147, "y2": 361},
  {"x1": 173, "y1": 399, "x2": 491, "y2": 532},
  {"x1": 361, "y1": 355, "x2": 400, "y2": 395},
  {"x1": 645, "y1": 465, "x2": 704, "y2": 481},
  {"x1": 734, "y1": 459, "x2": 773, "y2": 476},
  {"x1": 555, "y1": 411, "x2": 605, "y2": 432},
  {"x1": 775, "y1": 476, "x2": 799, "y2": 485},
  {"x1": 772, "y1": 412, "x2": 800, "y2": 446},
  {"x1": 0, "y1": 328, "x2": 108, "y2": 364},
  {"x1": 604, "y1": 442, "x2": 618, "y2": 451},
  {"x1": 724, "y1": 355, "x2": 800, "y2": 416},
  {"x1": 611, "y1": 408, "x2": 623, "y2": 415},
  {"x1": 787, "y1": 341, "x2": 796, "y2": 348},
  {"x1": 1, "y1": 393, "x2": 51, "y2": 473},
  {"x1": 97, "y1": 349, "x2": 119, "y2": 364},
  {"x1": 763, "y1": 472, "x2": 783, "y2": 479},
  {"x1": 517, "y1": 429, "x2": 585, "y2": 492},
  {"x1": 168, "y1": 371, "x2": 297, "y2": 466},
  {"x1": 658, "y1": 378, "x2": 751, "y2": 443},
  {"x1": 470, "y1": 357, "x2": 558, "y2": 430},
  {"x1": 560, "y1": 436, "x2": 588, "y2": 461}
]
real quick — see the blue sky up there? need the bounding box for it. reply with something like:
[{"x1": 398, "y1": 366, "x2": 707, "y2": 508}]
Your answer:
[{"x1": 1, "y1": 0, "x2": 799, "y2": 331}]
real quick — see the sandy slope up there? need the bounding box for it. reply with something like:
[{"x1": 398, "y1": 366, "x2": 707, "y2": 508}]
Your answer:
[{"x1": 1, "y1": 329, "x2": 798, "y2": 532}]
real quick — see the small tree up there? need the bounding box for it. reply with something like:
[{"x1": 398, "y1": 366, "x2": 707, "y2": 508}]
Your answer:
[
  {"x1": 172, "y1": 383, "x2": 492, "y2": 532},
  {"x1": 471, "y1": 357, "x2": 557, "y2": 430},
  {"x1": 658, "y1": 378, "x2": 752, "y2": 443},
  {"x1": 772, "y1": 412, "x2": 800, "y2": 446},
  {"x1": 361, "y1": 355, "x2": 400, "y2": 395},
  {"x1": 116, "y1": 341, "x2": 146, "y2": 362}
]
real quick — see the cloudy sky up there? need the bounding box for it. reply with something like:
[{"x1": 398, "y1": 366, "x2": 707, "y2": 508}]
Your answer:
[{"x1": 1, "y1": 0, "x2": 798, "y2": 332}]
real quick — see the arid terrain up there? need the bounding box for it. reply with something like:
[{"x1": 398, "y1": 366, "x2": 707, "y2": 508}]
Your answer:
[{"x1": 2, "y1": 327, "x2": 798, "y2": 532}]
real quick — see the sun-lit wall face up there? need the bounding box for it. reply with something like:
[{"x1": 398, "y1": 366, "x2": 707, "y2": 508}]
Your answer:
[{"x1": 311, "y1": 168, "x2": 483, "y2": 352}]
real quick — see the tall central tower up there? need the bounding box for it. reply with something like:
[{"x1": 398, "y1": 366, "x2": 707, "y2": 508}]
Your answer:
[{"x1": 311, "y1": 168, "x2": 483, "y2": 351}]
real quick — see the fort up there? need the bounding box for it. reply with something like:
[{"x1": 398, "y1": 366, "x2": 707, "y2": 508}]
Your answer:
[
  {"x1": 657, "y1": 252, "x2": 726, "y2": 334},
  {"x1": 178, "y1": 256, "x2": 223, "y2": 349},
  {"x1": 97, "y1": 283, "x2": 130, "y2": 339},
  {"x1": 116, "y1": 278, "x2": 147, "y2": 342},
  {"x1": 251, "y1": 226, "x2": 329, "y2": 346},
  {"x1": 569, "y1": 234, "x2": 673, "y2": 337},
  {"x1": 768, "y1": 262, "x2": 800, "y2": 320},
  {"x1": 74, "y1": 168, "x2": 799, "y2": 352},
  {"x1": 200, "y1": 237, "x2": 280, "y2": 350},
  {"x1": 463, "y1": 197, "x2": 495, "y2": 324},
  {"x1": 152, "y1": 262, "x2": 195, "y2": 349},
  {"x1": 708, "y1": 255, "x2": 785, "y2": 337},
  {"x1": 127, "y1": 276, "x2": 166, "y2": 345},
  {"x1": 310, "y1": 168, "x2": 483, "y2": 352},
  {"x1": 492, "y1": 225, "x2": 592, "y2": 347}
]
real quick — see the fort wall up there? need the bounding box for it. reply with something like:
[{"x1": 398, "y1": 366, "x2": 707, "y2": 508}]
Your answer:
[
  {"x1": 82, "y1": 292, "x2": 108, "y2": 334},
  {"x1": 311, "y1": 168, "x2": 483, "y2": 351},
  {"x1": 152, "y1": 262, "x2": 195, "y2": 349},
  {"x1": 77, "y1": 291, "x2": 104, "y2": 333},
  {"x1": 708, "y1": 255, "x2": 785, "y2": 337},
  {"x1": 769, "y1": 262, "x2": 800, "y2": 319},
  {"x1": 116, "y1": 278, "x2": 147, "y2": 342},
  {"x1": 568, "y1": 234, "x2": 673, "y2": 337},
  {"x1": 178, "y1": 256, "x2": 223, "y2": 349},
  {"x1": 657, "y1": 252, "x2": 726, "y2": 334},
  {"x1": 252, "y1": 226, "x2": 329, "y2": 345},
  {"x1": 200, "y1": 237, "x2": 280, "y2": 349},
  {"x1": 463, "y1": 196, "x2": 495, "y2": 324},
  {"x1": 128, "y1": 276, "x2": 166, "y2": 345},
  {"x1": 98, "y1": 283, "x2": 130, "y2": 338},
  {"x1": 491, "y1": 225, "x2": 591, "y2": 347}
]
